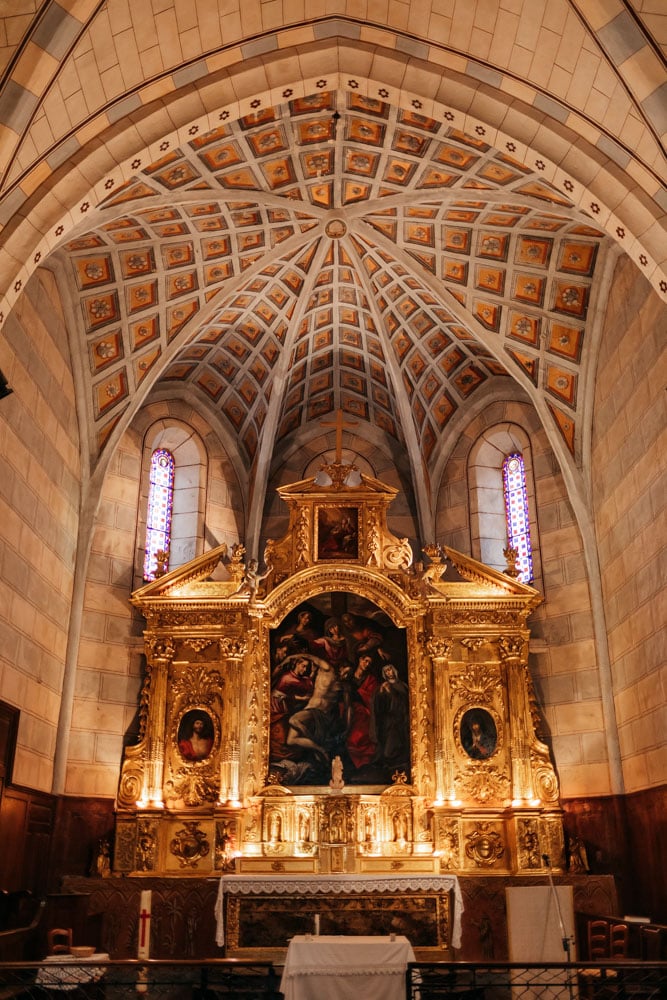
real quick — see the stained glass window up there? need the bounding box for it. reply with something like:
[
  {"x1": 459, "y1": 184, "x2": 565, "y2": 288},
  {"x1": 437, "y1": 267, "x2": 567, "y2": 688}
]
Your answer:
[
  {"x1": 503, "y1": 452, "x2": 533, "y2": 583},
  {"x1": 143, "y1": 448, "x2": 175, "y2": 581}
]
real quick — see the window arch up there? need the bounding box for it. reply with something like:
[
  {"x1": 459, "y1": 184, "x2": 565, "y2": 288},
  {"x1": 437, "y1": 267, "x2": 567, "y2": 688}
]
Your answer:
[
  {"x1": 136, "y1": 422, "x2": 208, "y2": 586},
  {"x1": 468, "y1": 424, "x2": 540, "y2": 587},
  {"x1": 143, "y1": 448, "x2": 175, "y2": 581},
  {"x1": 502, "y1": 452, "x2": 533, "y2": 583}
]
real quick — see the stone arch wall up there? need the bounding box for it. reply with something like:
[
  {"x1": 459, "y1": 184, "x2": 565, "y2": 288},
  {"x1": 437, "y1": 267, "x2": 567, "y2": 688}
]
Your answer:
[
  {"x1": 67, "y1": 400, "x2": 245, "y2": 797},
  {"x1": 136, "y1": 422, "x2": 207, "y2": 584},
  {"x1": 467, "y1": 423, "x2": 542, "y2": 591},
  {"x1": 434, "y1": 398, "x2": 612, "y2": 798}
]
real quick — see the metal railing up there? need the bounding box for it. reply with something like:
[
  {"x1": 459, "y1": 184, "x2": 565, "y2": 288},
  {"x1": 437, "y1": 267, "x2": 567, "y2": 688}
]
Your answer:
[
  {"x1": 1, "y1": 958, "x2": 666, "y2": 1000},
  {"x1": 407, "y1": 961, "x2": 667, "y2": 1000},
  {"x1": 0, "y1": 960, "x2": 281, "y2": 1000}
]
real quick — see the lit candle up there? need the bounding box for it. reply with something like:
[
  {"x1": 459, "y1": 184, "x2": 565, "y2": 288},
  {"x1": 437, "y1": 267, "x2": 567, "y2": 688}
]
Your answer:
[
  {"x1": 138, "y1": 890, "x2": 152, "y2": 959},
  {"x1": 314, "y1": 913, "x2": 320, "y2": 936}
]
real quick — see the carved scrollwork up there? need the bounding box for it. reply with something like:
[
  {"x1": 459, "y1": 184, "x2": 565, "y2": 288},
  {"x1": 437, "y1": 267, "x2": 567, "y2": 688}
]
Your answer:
[
  {"x1": 533, "y1": 763, "x2": 560, "y2": 802},
  {"x1": 295, "y1": 508, "x2": 311, "y2": 568},
  {"x1": 169, "y1": 821, "x2": 210, "y2": 868},
  {"x1": 136, "y1": 820, "x2": 158, "y2": 872},
  {"x1": 215, "y1": 818, "x2": 238, "y2": 871},
  {"x1": 114, "y1": 822, "x2": 137, "y2": 872},
  {"x1": 518, "y1": 818, "x2": 541, "y2": 869},
  {"x1": 219, "y1": 636, "x2": 247, "y2": 659},
  {"x1": 456, "y1": 764, "x2": 510, "y2": 804},
  {"x1": 461, "y1": 637, "x2": 485, "y2": 652},
  {"x1": 117, "y1": 766, "x2": 144, "y2": 808},
  {"x1": 437, "y1": 819, "x2": 460, "y2": 870},
  {"x1": 170, "y1": 664, "x2": 224, "y2": 704},
  {"x1": 383, "y1": 536, "x2": 413, "y2": 572},
  {"x1": 497, "y1": 635, "x2": 527, "y2": 662},
  {"x1": 465, "y1": 822, "x2": 505, "y2": 867},
  {"x1": 366, "y1": 510, "x2": 382, "y2": 567},
  {"x1": 146, "y1": 636, "x2": 176, "y2": 663},
  {"x1": 187, "y1": 638, "x2": 217, "y2": 655},
  {"x1": 449, "y1": 664, "x2": 500, "y2": 705},
  {"x1": 427, "y1": 637, "x2": 452, "y2": 660},
  {"x1": 167, "y1": 765, "x2": 218, "y2": 806}
]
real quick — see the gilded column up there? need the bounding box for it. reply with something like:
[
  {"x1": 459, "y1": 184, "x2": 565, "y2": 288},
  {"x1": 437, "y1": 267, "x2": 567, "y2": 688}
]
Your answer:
[
  {"x1": 427, "y1": 638, "x2": 452, "y2": 803},
  {"x1": 142, "y1": 636, "x2": 174, "y2": 806},
  {"x1": 219, "y1": 635, "x2": 247, "y2": 804},
  {"x1": 499, "y1": 635, "x2": 535, "y2": 802}
]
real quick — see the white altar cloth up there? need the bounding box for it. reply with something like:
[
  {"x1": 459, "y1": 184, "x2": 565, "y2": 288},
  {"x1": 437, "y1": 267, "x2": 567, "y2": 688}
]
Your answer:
[
  {"x1": 280, "y1": 934, "x2": 416, "y2": 1000},
  {"x1": 36, "y1": 954, "x2": 110, "y2": 991},
  {"x1": 215, "y1": 872, "x2": 462, "y2": 949}
]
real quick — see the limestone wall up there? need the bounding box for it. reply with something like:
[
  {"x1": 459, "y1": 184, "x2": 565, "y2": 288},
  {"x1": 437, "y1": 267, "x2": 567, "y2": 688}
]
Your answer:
[
  {"x1": 67, "y1": 401, "x2": 245, "y2": 797},
  {"x1": 0, "y1": 271, "x2": 80, "y2": 792},
  {"x1": 591, "y1": 258, "x2": 666, "y2": 793},
  {"x1": 435, "y1": 397, "x2": 610, "y2": 798}
]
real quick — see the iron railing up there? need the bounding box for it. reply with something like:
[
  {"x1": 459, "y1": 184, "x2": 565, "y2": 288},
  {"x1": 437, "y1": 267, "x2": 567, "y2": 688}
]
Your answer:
[
  {"x1": 407, "y1": 961, "x2": 667, "y2": 1000},
  {"x1": 0, "y1": 960, "x2": 281, "y2": 1000},
  {"x1": 0, "y1": 958, "x2": 665, "y2": 1000}
]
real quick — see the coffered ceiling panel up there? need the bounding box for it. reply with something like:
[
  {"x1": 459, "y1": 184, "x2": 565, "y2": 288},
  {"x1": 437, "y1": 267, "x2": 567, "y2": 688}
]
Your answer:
[{"x1": 53, "y1": 92, "x2": 610, "y2": 481}]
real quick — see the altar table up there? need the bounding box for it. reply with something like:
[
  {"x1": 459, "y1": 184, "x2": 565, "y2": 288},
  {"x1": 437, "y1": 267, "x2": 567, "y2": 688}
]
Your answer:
[
  {"x1": 215, "y1": 872, "x2": 462, "y2": 953},
  {"x1": 279, "y1": 935, "x2": 416, "y2": 1000}
]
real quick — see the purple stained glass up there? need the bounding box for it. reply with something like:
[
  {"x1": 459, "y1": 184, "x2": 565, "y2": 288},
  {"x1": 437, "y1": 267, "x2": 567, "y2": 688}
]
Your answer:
[
  {"x1": 503, "y1": 452, "x2": 533, "y2": 583},
  {"x1": 143, "y1": 448, "x2": 175, "y2": 580}
]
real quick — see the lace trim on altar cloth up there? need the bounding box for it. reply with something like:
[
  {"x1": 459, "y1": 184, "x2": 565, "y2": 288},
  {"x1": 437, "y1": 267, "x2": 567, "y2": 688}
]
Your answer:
[
  {"x1": 220, "y1": 874, "x2": 458, "y2": 895},
  {"x1": 284, "y1": 965, "x2": 405, "y2": 977}
]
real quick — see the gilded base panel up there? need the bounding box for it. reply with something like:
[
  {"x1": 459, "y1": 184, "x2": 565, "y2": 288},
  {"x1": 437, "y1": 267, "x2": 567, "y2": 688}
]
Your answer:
[{"x1": 224, "y1": 890, "x2": 451, "y2": 957}]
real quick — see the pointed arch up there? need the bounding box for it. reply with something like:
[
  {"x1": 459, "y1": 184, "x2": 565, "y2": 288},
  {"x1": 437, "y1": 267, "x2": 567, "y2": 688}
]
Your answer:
[{"x1": 468, "y1": 424, "x2": 541, "y2": 589}]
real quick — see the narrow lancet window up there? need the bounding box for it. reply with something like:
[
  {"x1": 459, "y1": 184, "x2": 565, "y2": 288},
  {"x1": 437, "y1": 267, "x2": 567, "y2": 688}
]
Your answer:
[
  {"x1": 503, "y1": 452, "x2": 533, "y2": 583},
  {"x1": 143, "y1": 448, "x2": 175, "y2": 581}
]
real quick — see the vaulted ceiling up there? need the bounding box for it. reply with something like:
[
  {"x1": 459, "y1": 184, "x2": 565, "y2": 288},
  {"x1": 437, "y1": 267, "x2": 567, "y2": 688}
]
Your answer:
[
  {"x1": 59, "y1": 92, "x2": 605, "y2": 469},
  {"x1": 0, "y1": 3, "x2": 665, "y2": 543}
]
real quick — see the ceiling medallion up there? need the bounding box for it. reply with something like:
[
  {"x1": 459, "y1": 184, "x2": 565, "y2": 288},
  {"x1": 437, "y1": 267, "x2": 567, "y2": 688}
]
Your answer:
[{"x1": 325, "y1": 219, "x2": 347, "y2": 239}]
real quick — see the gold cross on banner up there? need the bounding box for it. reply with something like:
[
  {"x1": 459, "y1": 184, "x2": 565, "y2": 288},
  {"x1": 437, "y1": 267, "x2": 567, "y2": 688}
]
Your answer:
[{"x1": 320, "y1": 408, "x2": 358, "y2": 463}]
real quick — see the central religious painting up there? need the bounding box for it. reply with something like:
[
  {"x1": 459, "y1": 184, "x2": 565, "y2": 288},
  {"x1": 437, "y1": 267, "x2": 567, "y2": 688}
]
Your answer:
[{"x1": 268, "y1": 595, "x2": 409, "y2": 787}]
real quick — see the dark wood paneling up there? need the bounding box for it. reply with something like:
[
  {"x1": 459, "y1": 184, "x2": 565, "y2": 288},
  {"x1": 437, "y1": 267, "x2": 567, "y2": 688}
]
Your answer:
[
  {"x1": 563, "y1": 785, "x2": 667, "y2": 925},
  {"x1": 624, "y1": 785, "x2": 667, "y2": 924},
  {"x1": 49, "y1": 797, "x2": 115, "y2": 887},
  {"x1": 0, "y1": 792, "x2": 28, "y2": 890}
]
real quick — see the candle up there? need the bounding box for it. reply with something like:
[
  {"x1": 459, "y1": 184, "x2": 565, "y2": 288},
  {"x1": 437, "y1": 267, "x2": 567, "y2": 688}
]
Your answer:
[
  {"x1": 138, "y1": 889, "x2": 152, "y2": 959},
  {"x1": 314, "y1": 913, "x2": 320, "y2": 936}
]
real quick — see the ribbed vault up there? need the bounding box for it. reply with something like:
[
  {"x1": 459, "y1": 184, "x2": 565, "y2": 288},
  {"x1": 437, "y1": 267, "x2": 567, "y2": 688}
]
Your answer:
[{"x1": 44, "y1": 92, "x2": 615, "y2": 543}]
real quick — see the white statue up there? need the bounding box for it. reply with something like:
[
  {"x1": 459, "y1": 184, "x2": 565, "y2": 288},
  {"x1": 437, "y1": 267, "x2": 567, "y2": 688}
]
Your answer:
[{"x1": 329, "y1": 754, "x2": 344, "y2": 792}]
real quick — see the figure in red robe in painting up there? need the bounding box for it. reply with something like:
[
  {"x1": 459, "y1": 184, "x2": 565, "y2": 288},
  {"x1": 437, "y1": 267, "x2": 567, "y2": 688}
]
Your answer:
[
  {"x1": 311, "y1": 618, "x2": 349, "y2": 670},
  {"x1": 178, "y1": 715, "x2": 214, "y2": 761},
  {"x1": 342, "y1": 653, "x2": 380, "y2": 769},
  {"x1": 269, "y1": 655, "x2": 315, "y2": 760}
]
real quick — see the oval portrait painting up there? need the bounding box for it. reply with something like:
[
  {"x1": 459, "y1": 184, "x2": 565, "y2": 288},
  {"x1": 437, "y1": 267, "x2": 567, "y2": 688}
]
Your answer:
[
  {"x1": 177, "y1": 709, "x2": 214, "y2": 762},
  {"x1": 460, "y1": 708, "x2": 497, "y2": 760}
]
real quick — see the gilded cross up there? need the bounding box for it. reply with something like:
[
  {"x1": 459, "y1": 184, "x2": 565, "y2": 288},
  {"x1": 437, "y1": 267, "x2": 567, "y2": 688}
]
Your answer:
[{"x1": 320, "y1": 408, "x2": 358, "y2": 462}]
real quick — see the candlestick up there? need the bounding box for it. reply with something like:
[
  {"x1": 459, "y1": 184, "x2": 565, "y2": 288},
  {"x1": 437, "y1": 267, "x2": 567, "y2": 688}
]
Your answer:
[
  {"x1": 314, "y1": 913, "x2": 320, "y2": 936},
  {"x1": 138, "y1": 889, "x2": 152, "y2": 959}
]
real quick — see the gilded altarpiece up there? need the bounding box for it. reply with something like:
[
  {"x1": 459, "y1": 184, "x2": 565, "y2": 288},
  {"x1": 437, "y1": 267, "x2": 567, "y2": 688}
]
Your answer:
[{"x1": 114, "y1": 465, "x2": 564, "y2": 902}]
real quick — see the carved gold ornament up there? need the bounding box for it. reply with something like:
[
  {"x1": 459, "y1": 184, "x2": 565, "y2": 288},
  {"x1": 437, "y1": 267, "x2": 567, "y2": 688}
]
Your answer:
[
  {"x1": 170, "y1": 821, "x2": 210, "y2": 868},
  {"x1": 116, "y1": 467, "x2": 563, "y2": 877},
  {"x1": 465, "y1": 822, "x2": 505, "y2": 867}
]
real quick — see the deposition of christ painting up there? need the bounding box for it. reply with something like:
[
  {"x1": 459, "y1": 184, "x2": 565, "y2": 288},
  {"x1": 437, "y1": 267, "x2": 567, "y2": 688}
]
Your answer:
[{"x1": 268, "y1": 594, "x2": 410, "y2": 787}]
